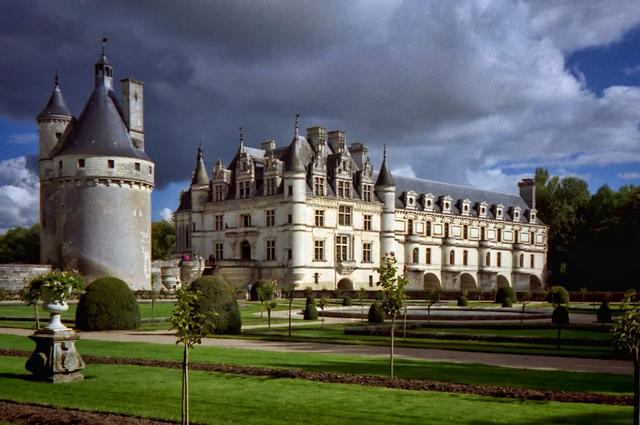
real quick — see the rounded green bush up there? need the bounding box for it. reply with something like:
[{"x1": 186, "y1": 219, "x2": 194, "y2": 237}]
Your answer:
[
  {"x1": 342, "y1": 296, "x2": 352, "y2": 306},
  {"x1": 597, "y1": 302, "x2": 612, "y2": 323},
  {"x1": 501, "y1": 297, "x2": 513, "y2": 308},
  {"x1": 303, "y1": 296, "x2": 318, "y2": 320},
  {"x1": 546, "y1": 286, "x2": 570, "y2": 305},
  {"x1": 75, "y1": 277, "x2": 140, "y2": 331},
  {"x1": 457, "y1": 295, "x2": 468, "y2": 306},
  {"x1": 368, "y1": 302, "x2": 385, "y2": 323},
  {"x1": 495, "y1": 286, "x2": 516, "y2": 304},
  {"x1": 190, "y1": 274, "x2": 242, "y2": 334},
  {"x1": 552, "y1": 305, "x2": 570, "y2": 326},
  {"x1": 250, "y1": 279, "x2": 270, "y2": 301}
]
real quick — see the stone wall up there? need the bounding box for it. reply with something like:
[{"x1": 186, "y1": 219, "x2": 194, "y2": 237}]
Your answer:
[{"x1": 0, "y1": 264, "x2": 52, "y2": 292}]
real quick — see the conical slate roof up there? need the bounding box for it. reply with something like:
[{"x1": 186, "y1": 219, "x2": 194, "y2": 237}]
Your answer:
[
  {"x1": 191, "y1": 145, "x2": 210, "y2": 185},
  {"x1": 375, "y1": 150, "x2": 394, "y2": 187},
  {"x1": 284, "y1": 136, "x2": 306, "y2": 173},
  {"x1": 37, "y1": 77, "x2": 72, "y2": 121}
]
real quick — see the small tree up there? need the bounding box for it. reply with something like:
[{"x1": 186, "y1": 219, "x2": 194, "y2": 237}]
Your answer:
[
  {"x1": 357, "y1": 288, "x2": 367, "y2": 324},
  {"x1": 597, "y1": 302, "x2": 612, "y2": 324},
  {"x1": 151, "y1": 273, "x2": 160, "y2": 326},
  {"x1": 622, "y1": 290, "x2": 637, "y2": 311},
  {"x1": 19, "y1": 278, "x2": 43, "y2": 330},
  {"x1": 580, "y1": 287, "x2": 588, "y2": 303},
  {"x1": 518, "y1": 291, "x2": 532, "y2": 325},
  {"x1": 376, "y1": 254, "x2": 407, "y2": 379},
  {"x1": 474, "y1": 287, "x2": 483, "y2": 302},
  {"x1": 258, "y1": 280, "x2": 278, "y2": 329},
  {"x1": 282, "y1": 286, "x2": 294, "y2": 337},
  {"x1": 317, "y1": 295, "x2": 329, "y2": 328},
  {"x1": 552, "y1": 305, "x2": 569, "y2": 350},
  {"x1": 425, "y1": 288, "x2": 440, "y2": 324},
  {"x1": 171, "y1": 284, "x2": 208, "y2": 425},
  {"x1": 612, "y1": 309, "x2": 640, "y2": 425}
]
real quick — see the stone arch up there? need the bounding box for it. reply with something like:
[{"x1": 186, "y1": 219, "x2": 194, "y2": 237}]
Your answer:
[
  {"x1": 460, "y1": 273, "x2": 477, "y2": 291},
  {"x1": 240, "y1": 240, "x2": 251, "y2": 260},
  {"x1": 423, "y1": 273, "x2": 441, "y2": 290},
  {"x1": 529, "y1": 274, "x2": 542, "y2": 290},
  {"x1": 497, "y1": 274, "x2": 510, "y2": 288},
  {"x1": 337, "y1": 278, "x2": 353, "y2": 291}
]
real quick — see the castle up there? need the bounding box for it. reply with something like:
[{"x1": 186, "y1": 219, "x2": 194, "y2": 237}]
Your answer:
[
  {"x1": 37, "y1": 46, "x2": 154, "y2": 290},
  {"x1": 175, "y1": 118, "x2": 547, "y2": 292}
]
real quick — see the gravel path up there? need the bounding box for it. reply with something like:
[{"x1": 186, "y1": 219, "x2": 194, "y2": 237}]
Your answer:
[{"x1": 1, "y1": 327, "x2": 631, "y2": 375}]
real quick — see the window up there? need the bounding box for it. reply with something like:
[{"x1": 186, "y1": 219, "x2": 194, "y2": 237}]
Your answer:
[
  {"x1": 78, "y1": 159, "x2": 85, "y2": 168},
  {"x1": 149, "y1": 166, "x2": 153, "y2": 174},
  {"x1": 315, "y1": 210, "x2": 324, "y2": 227},
  {"x1": 58, "y1": 160, "x2": 62, "y2": 169},
  {"x1": 337, "y1": 179, "x2": 350, "y2": 198},
  {"x1": 288, "y1": 185, "x2": 293, "y2": 196},
  {"x1": 531, "y1": 231, "x2": 535, "y2": 245},
  {"x1": 238, "y1": 181, "x2": 251, "y2": 198},
  {"x1": 314, "y1": 177, "x2": 324, "y2": 195},
  {"x1": 426, "y1": 221, "x2": 431, "y2": 236},
  {"x1": 107, "y1": 159, "x2": 115, "y2": 168},
  {"x1": 241, "y1": 214, "x2": 251, "y2": 227},
  {"x1": 463, "y1": 225, "x2": 468, "y2": 239},
  {"x1": 266, "y1": 210, "x2": 275, "y2": 227},
  {"x1": 265, "y1": 177, "x2": 277, "y2": 196},
  {"x1": 426, "y1": 248, "x2": 431, "y2": 264},
  {"x1": 412, "y1": 247, "x2": 419, "y2": 264},
  {"x1": 55, "y1": 132, "x2": 62, "y2": 141},
  {"x1": 463, "y1": 250, "x2": 468, "y2": 266},
  {"x1": 338, "y1": 206, "x2": 352, "y2": 226},
  {"x1": 287, "y1": 249, "x2": 292, "y2": 260},
  {"x1": 444, "y1": 223, "x2": 449, "y2": 237},
  {"x1": 215, "y1": 243, "x2": 223, "y2": 260},
  {"x1": 530, "y1": 254, "x2": 535, "y2": 268},
  {"x1": 363, "y1": 214, "x2": 372, "y2": 231},
  {"x1": 336, "y1": 235, "x2": 349, "y2": 261},
  {"x1": 135, "y1": 162, "x2": 140, "y2": 171},
  {"x1": 314, "y1": 240, "x2": 325, "y2": 261},
  {"x1": 192, "y1": 223, "x2": 196, "y2": 231},
  {"x1": 215, "y1": 185, "x2": 225, "y2": 202},
  {"x1": 266, "y1": 240, "x2": 276, "y2": 261},
  {"x1": 449, "y1": 250, "x2": 455, "y2": 265},
  {"x1": 497, "y1": 252, "x2": 502, "y2": 267},
  {"x1": 485, "y1": 252, "x2": 491, "y2": 266},
  {"x1": 519, "y1": 254, "x2": 524, "y2": 267},
  {"x1": 515, "y1": 230, "x2": 519, "y2": 243},
  {"x1": 363, "y1": 243, "x2": 372, "y2": 263},
  {"x1": 407, "y1": 219, "x2": 413, "y2": 234},
  {"x1": 369, "y1": 275, "x2": 373, "y2": 287},
  {"x1": 215, "y1": 215, "x2": 223, "y2": 231},
  {"x1": 481, "y1": 226, "x2": 486, "y2": 241},
  {"x1": 314, "y1": 273, "x2": 319, "y2": 284},
  {"x1": 497, "y1": 229, "x2": 502, "y2": 242},
  {"x1": 287, "y1": 214, "x2": 292, "y2": 224},
  {"x1": 362, "y1": 184, "x2": 373, "y2": 202}
]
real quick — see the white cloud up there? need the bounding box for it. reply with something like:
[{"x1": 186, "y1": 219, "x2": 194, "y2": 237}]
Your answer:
[
  {"x1": 623, "y1": 64, "x2": 640, "y2": 76},
  {"x1": 8, "y1": 132, "x2": 37, "y2": 144},
  {"x1": 391, "y1": 164, "x2": 416, "y2": 179},
  {"x1": 618, "y1": 172, "x2": 640, "y2": 179},
  {"x1": 0, "y1": 156, "x2": 39, "y2": 233},
  {"x1": 159, "y1": 207, "x2": 173, "y2": 222}
]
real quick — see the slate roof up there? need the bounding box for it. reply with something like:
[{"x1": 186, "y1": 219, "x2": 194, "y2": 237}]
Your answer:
[{"x1": 37, "y1": 81, "x2": 73, "y2": 120}]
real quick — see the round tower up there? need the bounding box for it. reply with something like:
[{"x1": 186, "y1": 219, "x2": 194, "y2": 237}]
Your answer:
[
  {"x1": 37, "y1": 73, "x2": 74, "y2": 160},
  {"x1": 375, "y1": 147, "x2": 396, "y2": 258},
  {"x1": 40, "y1": 46, "x2": 155, "y2": 290}
]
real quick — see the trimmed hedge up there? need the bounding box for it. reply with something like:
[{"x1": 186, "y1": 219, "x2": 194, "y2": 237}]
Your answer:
[
  {"x1": 368, "y1": 302, "x2": 385, "y2": 323},
  {"x1": 75, "y1": 277, "x2": 140, "y2": 331},
  {"x1": 303, "y1": 296, "x2": 318, "y2": 320},
  {"x1": 552, "y1": 305, "x2": 570, "y2": 326},
  {"x1": 190, "y1": 274, "x2": 242, "y2": 334},
  {"x1": 457, "y1": 295, "x2": 468, "y2": 307},
  {"x1": 342, "y1": 296, "x2": 352, "y2": 306},
  {"x1": 597, "y1": 302, "x2": 612, "y2": 323},
  {"x1": 501, "y1": 298, "x2": 513, "y2": 308},
  {"x1": 547, "y1": 286, "x2": 570, "y2": 305},
  {"x1": 495, "y1": 286, "x2": 516, "y2": 304}
]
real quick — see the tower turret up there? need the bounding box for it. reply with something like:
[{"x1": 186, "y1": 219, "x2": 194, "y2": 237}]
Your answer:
[
  {"x1": 37, "y1": 73, "x2": 73, "y2": 160},
  {"x1": 190, "y1": 144, "x2": 210, "y2": 211},
  {"x1": 94, "y1": 38, "x2": 114, "y2": 91},
  {"x1": 375, "y1": 146, "x2": 396, "y2": 258}
]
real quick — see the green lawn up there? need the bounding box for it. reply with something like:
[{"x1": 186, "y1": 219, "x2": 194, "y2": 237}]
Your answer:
[
  {"x1": 0, "y1": 355, "x2": 631, "y2": 425},
  {"x1": 0, "y1": 333, "x2": 631, "y2": 395}
]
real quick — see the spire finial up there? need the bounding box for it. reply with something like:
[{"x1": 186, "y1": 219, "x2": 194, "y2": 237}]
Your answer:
[
  {"x1": 101, "y1": 37, "x2": 108, "y2": 56},
  {"x1": 197, "y1": 143, "x2": 203, "y2": 159},
  {"x1": 239, "y1": 126, "x2": 244, "y2": 149},
  {"x1": 294, "y1": 113, "x2": 300, "y2": 139},
  {"x1": 383, "y1": 145, "x2": 386, "y2": 161},
  {"x1": 54, "y1": 69, "x2": 59, "y2": 88}
]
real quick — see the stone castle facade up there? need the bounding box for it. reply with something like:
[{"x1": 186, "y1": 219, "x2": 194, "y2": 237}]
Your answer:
[
  {"x1": 175, "y1": 118, "x2": 547, "y2": 292},
  {"x1": 37, "y1": 47, "x2": 154, "y2": 290}
]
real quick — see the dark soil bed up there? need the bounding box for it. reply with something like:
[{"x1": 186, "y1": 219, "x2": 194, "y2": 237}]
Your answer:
[{"x1": 0, "y1": 348, "x2": 632, "y2": 407}]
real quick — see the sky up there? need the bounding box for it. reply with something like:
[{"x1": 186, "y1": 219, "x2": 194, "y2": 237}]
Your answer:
[{"x1": 1, "y1": 0, "x2": 639, "y2": 232}]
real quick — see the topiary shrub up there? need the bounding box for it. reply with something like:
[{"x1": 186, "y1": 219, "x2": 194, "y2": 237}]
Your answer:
[
  {"x1": 189, "y1": 274, "x2": 242, "y2": 334},
  {"x1": 457, "y1": 295, "x2": 468, "y2": 306},
  {"x1": 342, "y1": 296, "x2": 352, "y2": 306},
  {"x1": 76, "y1": 277, "x2": 140, "y2": 331},
  {"x1": 546, "y1": 286, "x2": 570, "y2": 305},
  {"x1": 368, "y1": 302, "x2": 385, "y2": 323},
  {"x1": 495, "y1": 286, "x2": 516, "y2": 304},
  {"x1": 501, "y1": 298, "x2": 513, "y2": 308},
  {"x1": 250, "y1": 279, "x2": 270, "y2": 301},
  {"x1": 597, "y1": 302, "x2": 612, "y2": 323},
  {"x1": 303, "y1": 296, "x2": 318, "y2": 320}
]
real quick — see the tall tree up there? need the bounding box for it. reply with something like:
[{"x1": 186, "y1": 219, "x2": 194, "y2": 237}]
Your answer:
[
  {"x1": 0, "y1": 224, "x2": 40, "y2": 263},
  {"x1": 152, "y1": 220, "x2": 176, "y2": 260}
]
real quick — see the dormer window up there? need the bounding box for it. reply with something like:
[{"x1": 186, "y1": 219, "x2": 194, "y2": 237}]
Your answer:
[
  {"x1": 314, "y1": 177, "x2": 325, "y2": 196},
  {"x1": 461, "y1": 199, "x2": 471, "y2": 216},
  {"x1": 362, "y1": 184, "x2": 373, "y2": 202},
  {"x1": 337, "y1": 179, "x2": 350, "y2": 198},
  {"x1": 511, "y1": 206, "x2": 521, "y2": 222},
  {"x1": 495, "y1": 204, "x2": 504, "y2": 220},
  {"x1": 479, "y1": 201, "x2": 488, "y2": 218},
  {"x1": 422, "y1": 193, "x2": 435, "y2": 211},
  {"x1": 442, "y1": 196, "x2": 453, "y2": 214}
]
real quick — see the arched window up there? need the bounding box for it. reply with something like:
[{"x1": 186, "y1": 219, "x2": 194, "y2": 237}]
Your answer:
[
  {"x1": 519, "y1": 254, "x2": 524, "y2": 267},
  {"x1": 449, "y1": 250, "x2": 455, "y2": 265},
  {"x1": 485, "y1": 252, "x2": 490, "y2": 266},
  {"x1": 412, "y1": 247, "x2": 419, "y2": 264}
]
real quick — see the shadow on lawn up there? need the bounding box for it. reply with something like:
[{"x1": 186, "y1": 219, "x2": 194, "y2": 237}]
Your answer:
[{"x1": 471, "y1": 410, "x2": 631, "y2": 425}]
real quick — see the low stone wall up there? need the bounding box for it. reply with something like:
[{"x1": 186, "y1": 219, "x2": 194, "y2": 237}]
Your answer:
[{"x1": 0, "y1": 264, "x2": 53, "y2": 292}]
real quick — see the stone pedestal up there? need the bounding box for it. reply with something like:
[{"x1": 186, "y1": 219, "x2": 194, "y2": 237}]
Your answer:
[{"x1": 25, "y1": 328, "x2": 85, "y2": 383}]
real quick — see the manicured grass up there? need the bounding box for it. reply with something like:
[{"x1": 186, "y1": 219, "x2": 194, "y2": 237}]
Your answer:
[
  {"x1": 0, "y1": 333, "x2": 631, "y2": 394},
  {"x1": 408, "y1": 326, "x2": 612, "y2": 341},
  {"x1": 0, "y1": 355, "x2": 631, "y2": 425}
]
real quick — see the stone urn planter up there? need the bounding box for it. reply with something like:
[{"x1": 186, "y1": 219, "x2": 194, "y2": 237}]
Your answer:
[{"x1": 25, "y1": 271, "x2": 86, "y2": 383}]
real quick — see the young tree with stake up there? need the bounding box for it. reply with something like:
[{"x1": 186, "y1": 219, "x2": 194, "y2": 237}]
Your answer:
[
  {"x1": 613, "y1": 309, "x2": 640, "y2": 425},
  {"x1": 282, "y1": 286, "x2": 294, "y2": 337},
  {"x1": 318, "y1": 295, "x2": 329, "y2": 328},
  {"x1": 357, "y1": 288, "x2": 367, "y2": 324},
  {"x1": 425, "y1": 287, "x2": 440, "y2": 324}
]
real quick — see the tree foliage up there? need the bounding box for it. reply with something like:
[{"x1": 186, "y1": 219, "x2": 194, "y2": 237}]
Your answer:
[
  {"x1": 612, "y1": 309, "x2": 640, "y2": 425},
  {"x1": 152, "y1": 220, "x2": 176, "y2": 261},
  {"x1": 0, "y1": 224, "x2": 40, "y2": 263}
]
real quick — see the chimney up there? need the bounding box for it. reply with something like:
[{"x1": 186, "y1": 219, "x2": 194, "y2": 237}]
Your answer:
[
  {"x1": 518, "y1": 178, "x2": 536, "y2": 209},
  {"x1": 327, "y1": 130, "x2": 346, "y2": 153},
  {"x1": 121, "y1": 78, "x2": 144, "y2": 150},
  {"x1": 306, "y1": 126, "x2": 326, "y2": 151},
  {"x1": 261, "y1": 140, "x2": 276, "y2": 151}
]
